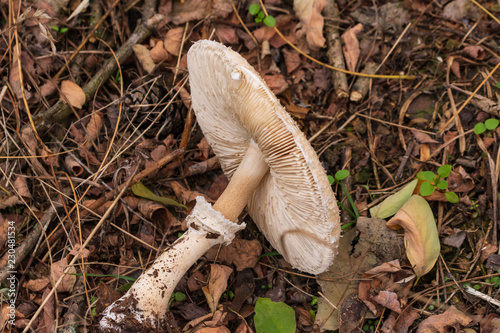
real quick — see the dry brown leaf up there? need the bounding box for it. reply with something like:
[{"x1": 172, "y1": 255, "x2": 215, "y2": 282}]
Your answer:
[
  {"x1": 14, "y1": 176, "x2": 31, "y2": 201},
  {"x1": 164, "y1": 27, "x2": 184, "y2": 56},
  {"x1": 50, "y1": 257, "x2": 76, "y2": 292},
  {"x1": 294, "y1": 0, "x2": 326, "y2": 51},
  {"x1": 463, "y1": 45, "x2": 485, "y2": 60},
  {"x1": 196, "y1": 327, "x2": 231, "y2": 333},
  {"x1": 187, "y1": 270, "x2": 208, "y2": 292},
  {"x1": 448, "y1": 57, "x2": 461, "y2": 79},
  {"x1": 64, "y1": 155, "x2": 84, "y2": 176},
  {"x1": 170, "y1": 180, "x2": 212, "y2": 205},
  {"x1": 39, "y1": 80, "x2": 57, "y2": 98},
  {"x1": 208, "y1": 174, "x2": 228, "y2": 201},
  {"x1": 447, "y1": 166, "x2": 475, "y2": 193},
  {"x1": 40, "y1": 287, "x2": 56, "y2": 332},
  {"x1": 217, "y1": 27, "x2": 238, "y2": 45},
  {"x1": 480, "y1": 314, "x2": 500, "y2": 333},
  {"x1": 283, "y1": 49, "x2": 301, "y2": 74},
  {"x1": 204, "y1": 238, "x2": 262, "y2": 271},
  {"x1": 133, "y1": 44, "x2": 156, "y2": 73},
  {"x1": 384, "y1": 307, "x2": 420, "y2": 333},
  {"x1": 253, "y1": 26, "x2": 276, "y2": 43},
  {"x1": 197, "y1": 137, "x2": 212, "y2": 160},
  {"x1": 163, "y1": 0, "x2": 232, "y2": 25},
  {"x1": 261, "y1": 72, "x2": 288, "y2": 95},
  {"x1": 339, "y1": 293, "x2": 367, "y2": 333},
  {"x1": 358, "y1": 260, "x2": 402, "y2": 315},
  {"x1": 0, "y1": 213, "x2": 8, "y2": 251},
  {"x1": 386, "y1": 195, "x2": 440, "y2": 277},
  {"x1": 341, "y1": 23, "x2": 363, "y2": 72},
  {"x1": 202, "y1": 264, "x2": 233, "y2": 313},
  {"x1": 85, "y1": 112, "x2": 104, "y2": 147},
  {"x1": 411, "y1": 130, "x2": 439, "y2": 144},
  {"x1": 372, "y1": 290, "x2": 401, "y2": 313},
  {"x1": 417, "y1": 306, "x2": 471, "y2": 333},
  {"x1": 23, "y1": 277, "x2": 50, "y2": 292},
  {"x1": 60, "y1": 80, "x2": 86, "y2": 109},
  {"x1": 149, "y1": 40, "x2": 170, "y2": 63}
]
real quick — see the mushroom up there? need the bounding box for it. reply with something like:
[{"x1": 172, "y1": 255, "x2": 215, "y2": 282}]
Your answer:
[{"x1": 99, "y1": 40, "x2": 340, "y2": 332}]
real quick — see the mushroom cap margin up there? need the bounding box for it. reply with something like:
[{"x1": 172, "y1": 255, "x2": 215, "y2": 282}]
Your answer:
[{"x1": 187, "y1": 40, "x2": 340, "y2": 274}]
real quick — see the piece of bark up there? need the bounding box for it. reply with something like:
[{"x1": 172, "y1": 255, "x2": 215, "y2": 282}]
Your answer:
[{"x1": 350, "y1": 62, "x2": 377, "y2": 102}]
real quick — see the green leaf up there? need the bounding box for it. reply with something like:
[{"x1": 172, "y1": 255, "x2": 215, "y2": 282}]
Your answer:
[
  {"x1": 50, "y1": 25, "x2": 59, "y2": 32},
  {"x1": 131, "y1": 182, "x2": 187, "y2": 210},
  {"x1": 117, "y1": 283, "x2": 133, "y2": 292},
  {"x1": 263, "y1": 15, "x2": 276, "y2": 28},
  {"x1": 248, "y1": 3, "x2": 261, "y2": 15},
  {"x1": 485, "y1": 118, "x2": 499, "y2": 130},
  {"x1": 422, "y1": 171, "x2": 436, "y2": 182},
  {"x1": 437, "y1": 165, "x2": 452, "y2": 179},
  {"x1": 255, "y1": 16, "x2": 263, "y2": 23},
  {"x1": 60, "y1": 27, "x2": 69, "y2": 33},
  {"x1": 474, "y1": 122, "x2": 487, "y2": 134},
  {"x1": 335, "y1": 169, "x2": 350, "y2": 181},
  {"x1": 445, "y1": 192, "x2": 459, "y2": 203},
  {"x1": 420, "y1": 182, "x2": 435, "y2": 196},
  {"x1": 327, "y1": 175, "x2": 335, "y2": 185},
  {"x1": 416, "y1": 171, "x2": 426, "y2": 181},
  {"x1": 254, "y1": 298, "x2": 296, "y2": 333},
  {"x1": 257, "y1": 11, "x2": 265, "y2": 19},
  {"x1": 436, "y1": 179, "x2": 448, "y2": 190},
  {"x1": 370, "y1": 179, "x2": 418, "y2": 219}
]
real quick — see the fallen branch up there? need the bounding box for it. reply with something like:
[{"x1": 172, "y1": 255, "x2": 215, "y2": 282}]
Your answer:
[{"x1": 324, "y1": 0, "x2": 348, "y2": 99}]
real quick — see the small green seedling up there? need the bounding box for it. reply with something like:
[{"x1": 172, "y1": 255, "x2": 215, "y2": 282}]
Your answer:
[
  {"x1": 170, "y1": 291, "x2": 186, "y2": 303},
  {"x1": 328, "y1": 170, "x2": 359, "y2": 224},
  {"x1": 474, "y1": 118, "x2": 499, "y2": 134},
  {"x1": 417, "y1": 164, "x2": 459, "y2": 203},
  {"x1": 248, "y1": 4, "x2": 276, "y2": 28},
  {"x1": 50, "y1": 25, "x2": 69, "y2": 34}
]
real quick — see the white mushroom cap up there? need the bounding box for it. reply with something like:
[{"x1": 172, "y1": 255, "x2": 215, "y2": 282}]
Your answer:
[{"x1": 187, "y1": 40, "x2": 340, "y2": 274}]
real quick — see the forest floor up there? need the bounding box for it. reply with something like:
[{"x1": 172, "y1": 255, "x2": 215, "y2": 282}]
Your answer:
[{"x1": 1, "y1": 0, "x2": 500, "y2": 332}]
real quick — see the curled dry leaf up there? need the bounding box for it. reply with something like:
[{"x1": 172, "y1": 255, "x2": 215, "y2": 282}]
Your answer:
[
  {"x1": 386, "y1": 195, "x2": 440, "y2": 277},
  {"x1": 417, "y1": 305, "x2": 471, "y2": 333},
  {"x1": 463, "y1": 45, "x2": 485, "y2": 60},
  {"x1": 64, "y1": 155, "x2": 84, "y2": 176},
  {"x1": 133, "y1": 44, "x2": 155, "y2": 73},
  {"x1": 164, "y1": 27, "x2": 184, "y2": 56},
  {"x1": 202, "y1": 264, "x2": 233, "y2": 313},
  {"x1": 293, "y1": 0, "x2": 327, "y2": 51},
  {"x1": 149, "y1": 40, "x2": 169, "y2": 63},
  {"x1": 50, "y1": 257, "x2": 76, "y2": 292},
  {"x1": 84, "y1": 111, "x2": 104, "y2": 149},
  {"x1": 14, "y1": 176, "x2": 31, "y2": 201},
  {"x1": 341, "y1": 23, "x2": 363, "y2": 72},
  {"x1": 61, "y1": 80, "x2": 86, "y2": 109},
  {"x1": 371, "y1": 290, "x2": 401, "y2": 314}
]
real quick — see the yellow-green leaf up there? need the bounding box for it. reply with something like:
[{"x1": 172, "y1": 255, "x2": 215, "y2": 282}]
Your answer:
[
  {"x1": 132, "y1": 182, "x2": 187, "y2": 210},
  {"x1": 370, "y1": 179, "x2": 418, "y2": 219},
  {"x1": 386, "y1": 195, "x2": 439, "y2": 277}
]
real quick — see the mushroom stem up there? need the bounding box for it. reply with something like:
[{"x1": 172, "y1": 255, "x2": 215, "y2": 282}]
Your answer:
[
  {"x1": 99, "y1": 197, "x2": 245, "y2": 331},
  {"x1": 213, "y1": 140, "x2": 268, "y2": 222},
  {"x1": 99, "y1": 141, "x2": 268, "y2": 331}
]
